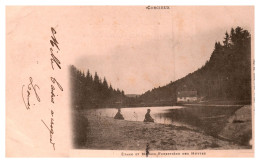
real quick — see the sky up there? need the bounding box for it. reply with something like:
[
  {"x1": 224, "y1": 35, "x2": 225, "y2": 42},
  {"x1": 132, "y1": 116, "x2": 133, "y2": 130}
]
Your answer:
[{"x1": 70, "y1": 6, "x2": 254, "y2": 94}]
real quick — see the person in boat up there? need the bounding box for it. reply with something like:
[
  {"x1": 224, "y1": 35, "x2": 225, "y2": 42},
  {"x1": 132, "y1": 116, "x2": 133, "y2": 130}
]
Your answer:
[
  {"x1": 144, "y1": 109, "x2": 154, "y2": 122},
  {"x1": 114, "y1": 108, "x2": 124, "y2": 120}
]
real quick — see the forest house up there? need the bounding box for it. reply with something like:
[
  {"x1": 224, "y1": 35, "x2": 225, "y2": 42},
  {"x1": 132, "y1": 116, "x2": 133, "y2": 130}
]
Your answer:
[{"x1": 177, "y1": 90, "x2": 198, "y2": 103}]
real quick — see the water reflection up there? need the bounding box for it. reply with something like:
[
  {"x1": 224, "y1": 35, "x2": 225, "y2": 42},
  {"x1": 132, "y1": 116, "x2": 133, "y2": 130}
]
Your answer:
[
  {"x1": 87, "y1": 106, "x2": 185, "y2": 125},
  {"x1": 86, "y1": 105, "x2": 241, "y2": 135}
]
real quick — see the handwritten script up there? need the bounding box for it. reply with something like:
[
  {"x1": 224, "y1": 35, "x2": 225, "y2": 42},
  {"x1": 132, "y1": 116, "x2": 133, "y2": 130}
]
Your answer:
[
  {"x1": 51, "y1": 77, "x2": 64, "y2": 104},
  {"x1": 22, "y1": 27, "x2": 63, "y2": 151},
  {"x1": 50, "y1": 27, "x2": 61, "y2": 70},
  {"x1": 41, "y1": 110, "x2": 55, "y2": 150},
  {"x1": 22, "y1": 77, "x2": 41, "y2": 110},
  {"x1": 41, "y1": 27, "x2": 63, "y2": 150}
]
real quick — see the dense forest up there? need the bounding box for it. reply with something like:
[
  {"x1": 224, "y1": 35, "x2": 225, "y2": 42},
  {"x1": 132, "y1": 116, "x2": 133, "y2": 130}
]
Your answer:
[
  {"x1": 139, "y1": 26, "x2": 252, "y2": 105},
  {"x1": 70, "y1": 66, "x2": 125, "y2": 109},
  {"x1": 71, "y1": 26, "x2": 252, "y2": 109}
]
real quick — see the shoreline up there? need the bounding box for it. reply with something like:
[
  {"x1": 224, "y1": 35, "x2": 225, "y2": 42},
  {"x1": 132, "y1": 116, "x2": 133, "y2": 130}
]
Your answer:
[{"x1": 73, "y1": 106, "x2": 252, "y2": 150}]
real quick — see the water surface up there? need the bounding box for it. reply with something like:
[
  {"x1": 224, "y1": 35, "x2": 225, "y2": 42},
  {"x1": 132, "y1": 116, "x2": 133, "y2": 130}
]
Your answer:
[{"x1": 86, "y1": 105, "x2": 242, "y2": 135}]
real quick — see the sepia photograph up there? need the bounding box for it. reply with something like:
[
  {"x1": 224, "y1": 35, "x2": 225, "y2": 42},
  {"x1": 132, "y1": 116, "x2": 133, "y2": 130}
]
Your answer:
[{"x1": 69, "y1": 6, "x2": 254, "y2": 152}]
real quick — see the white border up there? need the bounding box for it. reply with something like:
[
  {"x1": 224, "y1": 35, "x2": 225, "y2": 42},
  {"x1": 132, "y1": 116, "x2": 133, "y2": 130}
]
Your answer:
[{"x1": 0, "y1": 0, "x2": 259, "y2": 163}]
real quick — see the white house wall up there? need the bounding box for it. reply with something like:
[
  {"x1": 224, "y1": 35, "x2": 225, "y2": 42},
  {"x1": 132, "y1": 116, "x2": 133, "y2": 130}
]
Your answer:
[{"x1": 177, "y1": 97, "x2": 197, "y2": 102}]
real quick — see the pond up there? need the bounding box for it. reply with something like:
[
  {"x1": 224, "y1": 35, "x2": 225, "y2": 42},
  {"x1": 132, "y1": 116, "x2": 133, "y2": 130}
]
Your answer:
[
  {"x1": 87, "y1": 106, "x2": 183, "y2": 124},
  {"x1": 86, "y1": 105, "x2": 242, "y2": 135}
]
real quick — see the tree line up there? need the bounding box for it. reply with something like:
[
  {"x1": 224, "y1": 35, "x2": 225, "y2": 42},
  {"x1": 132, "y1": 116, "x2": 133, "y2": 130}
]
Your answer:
[
  {"x1": 70, "y1": 66, "x2": 125, "y2": 109},
  {"x1": 139, "y1": 26, "x2": 252, "y2": 104}
]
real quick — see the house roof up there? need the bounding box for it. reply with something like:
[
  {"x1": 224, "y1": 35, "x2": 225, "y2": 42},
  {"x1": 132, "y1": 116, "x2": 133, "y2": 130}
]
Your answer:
[{"x1": 177, "y1": 91, "x2": 197, "y2": 97}]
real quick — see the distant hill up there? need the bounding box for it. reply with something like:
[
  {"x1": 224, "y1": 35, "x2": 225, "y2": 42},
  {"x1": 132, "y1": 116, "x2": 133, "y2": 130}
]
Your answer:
[{"x1": 138, "y1": 27, "x2": 252, "y2": 104}]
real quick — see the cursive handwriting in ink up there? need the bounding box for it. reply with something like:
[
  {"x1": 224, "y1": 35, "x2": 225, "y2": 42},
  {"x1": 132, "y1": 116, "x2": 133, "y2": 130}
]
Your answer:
[
  {"x1": 22, "y1": 77, "x2": 40, "y2": 110},
  {"x1": 50, "y1": 77, "x2": 63, "y2": 103},
  {"x1": 50, "y1": 27, "x2": 61, "y2": 70},
  {"x1": 50, "y1": 48, "x2": 61, "y2": 70},
  {"x1": 41, "y1": 110, "x2": 55, "y2": 150},
  {"x1": 50, "y1": 27, "x2": 59, "y2": 50},
  {"x1": 43, "y1": 26, "x2": 63, "y2": 151}
]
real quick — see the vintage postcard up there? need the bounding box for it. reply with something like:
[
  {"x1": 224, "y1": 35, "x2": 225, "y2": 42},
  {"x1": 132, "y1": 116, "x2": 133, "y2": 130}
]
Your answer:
[{"x1": 6, "y1": 6, "x2": 254, "y2": 157}]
